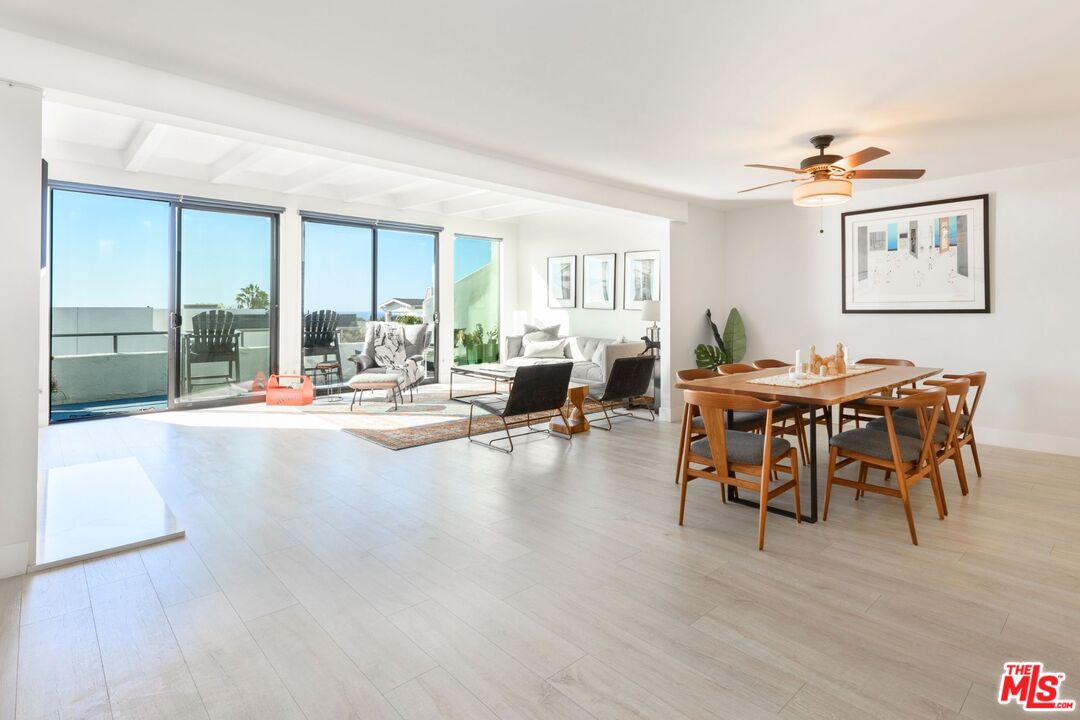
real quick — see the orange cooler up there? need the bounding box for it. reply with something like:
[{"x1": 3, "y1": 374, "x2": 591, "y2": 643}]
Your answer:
[{"x1": 265, "y1": 374, "x2": 314, "y2": 406}]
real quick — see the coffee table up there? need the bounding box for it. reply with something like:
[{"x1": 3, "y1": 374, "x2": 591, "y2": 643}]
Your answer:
[{"x1": 449, "y1": 363, "x2": 517, "y2": 400}]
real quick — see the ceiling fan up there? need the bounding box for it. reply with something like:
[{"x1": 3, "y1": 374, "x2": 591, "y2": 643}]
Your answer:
[{"x1": 740, "y1": 135, "x2": 925, "y2": 207}]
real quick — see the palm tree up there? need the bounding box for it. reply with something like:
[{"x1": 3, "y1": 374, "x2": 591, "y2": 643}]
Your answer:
[{"x1": 235, "y1": 283, "x2": 269, "y2": 309}]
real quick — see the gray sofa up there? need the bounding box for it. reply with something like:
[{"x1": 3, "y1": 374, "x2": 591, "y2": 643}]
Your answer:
[{"x1": 503, "y1": 334, "x2": 646, "y2": 391}]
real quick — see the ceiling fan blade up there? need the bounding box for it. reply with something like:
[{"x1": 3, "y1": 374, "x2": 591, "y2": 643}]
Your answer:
[
  {"x1": 745, "y1": 163, "x2": 803, "y2": 173},
  {"x1": 838, "y1": 146, "x2": 890, "y2": 169},
  {"x1": 737, "y1": 178, "x2": 802, "y2": 193},
  {"x1": 847, "y1": 168, "x2": 926, "y2": 179}
]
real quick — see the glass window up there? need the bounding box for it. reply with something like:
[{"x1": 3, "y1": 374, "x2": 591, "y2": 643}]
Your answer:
[
  {"x1": 376, "y1": 229, "x2": 437, "y2": 379},
  {"x1": 50, "y1": 190, "x2": 171, "y2": 421},
  {"x1": 453, "y1": 235, "x2": 500, "y2": 365},
  {"x1": 177, "y1": 207, "x2": 275, "y2": 403},
  {"x1": 302, "y1": 220, "x2": 374, "y2": 380}
]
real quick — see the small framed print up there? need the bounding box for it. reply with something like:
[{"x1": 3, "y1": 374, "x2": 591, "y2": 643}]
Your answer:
[
  {"x1": 582, "y1": 253, "x2": 616, "y2": 309},
  {"x1": 547, "y1": 255, "x2": 577, "y2": 308},
  {"x1": 623, "y1": 250, "x2": 660, "y2": 310}
]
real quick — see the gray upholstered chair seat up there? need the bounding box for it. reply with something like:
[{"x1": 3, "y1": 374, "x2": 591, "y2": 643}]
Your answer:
[
  {"x1": 346, "y1": 372, "x2": 402, "y2": 387},
  {"x1": 468, "y1": 394, "x2": 510, "y2": 416},
  {"x1": 866, "y1": 415, "x2": 949, "y2": 445},
  {"x1": 829, "y1": 428, "x2": 923, "y2": 462},
  {"x1": 692, "y1": 411, "x2": 762, "y2": 432},
  {"x1": 895, "y1": 407, "x2": 969, "y2": 432},
  {"x1": 690, "y1": 431, "x2": 791, "y2": 465}
]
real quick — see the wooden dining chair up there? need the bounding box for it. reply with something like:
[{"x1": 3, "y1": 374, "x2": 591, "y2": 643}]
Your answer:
[
  {"x1": 865, "y1": 377, "x2": 971, "y2": 509},
  {"x1": 680, "y1": 389, "x2": 801, "y2": 550},
  {"x1": 716, "y1": 363, "x2": 758, "y2": 375},
  {"x1": 751, "y1": 358, "x2": 790, "y2": 369},
  {"x1": 942, "y1": 371, "x2": 987, "y2": 478},
  {"x1": 894, "y1": 371, "x2": 987, "y2": 479},
  {"x1": 824, "y1": 386, "x2": 947, "y2": 545},
  {"x1": 837, "y1": 357, "x2": 917, "y2": 430},
  {"x1": 675, "y1": 368, "x2": 718, "y2": 485},
  {"x1": 717, "y1": 362, "x2": 809, "y2": 464}
]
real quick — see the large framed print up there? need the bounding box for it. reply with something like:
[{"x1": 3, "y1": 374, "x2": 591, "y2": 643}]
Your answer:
[
  {"x1": 623, "y1": 249, "x2": 660, "y2": 311},
  {"x1": 842, "y1": 194, "x2": 990, "y2": 313},
  {"x1": 582, "y1": 253, "x2": 616, "y2": 309},
  {"x1": 547, "y1": 254, "x2": 577, "y2": 308}
]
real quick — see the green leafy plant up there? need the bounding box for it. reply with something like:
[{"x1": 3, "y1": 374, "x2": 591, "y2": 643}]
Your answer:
[
  {"x1": 694, "y1": 307, "x2": 746, "y2": 369},
  {"x1": 395, "y1": 314, "x2": 424, "y2": 325},
  {"x1": 235, "y1": 283, "x2": 269, "y2": 310}
]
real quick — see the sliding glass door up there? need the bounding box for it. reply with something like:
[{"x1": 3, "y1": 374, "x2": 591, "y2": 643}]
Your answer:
[
  {"x1": 453, "y1": 235, "x2": 501, "y2": 365},
  {"x1": 376, "y1": 229, "x2": 437, "y2": 379},
  {"x1": 49, "y1": 183, "x2": 280, "y2": 421},
  {"x1": 302, "y1": 216, "x2": 439, "y2": 385},
  {"x1": 176, "y1": 207, "x2": 277, "y2": 404},
  {"x1": 50, "y1": 190, "x2": 172, "y2": 421},
  {"x1": 301, "y1": 220, "x2": 374, "y2": 381}
]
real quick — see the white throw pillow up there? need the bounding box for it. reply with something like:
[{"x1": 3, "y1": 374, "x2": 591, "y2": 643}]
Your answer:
[
  {"x1": 522, "y1": 330, "x2": 555, "y2": 345},
  {"x1": 522, "y1": 337, "x2": 568, "y2": 358}
]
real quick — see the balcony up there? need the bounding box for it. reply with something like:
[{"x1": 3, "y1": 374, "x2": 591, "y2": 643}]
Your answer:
[{"x1": 50, "y1": 306, "x2": 271, "y2": 421}]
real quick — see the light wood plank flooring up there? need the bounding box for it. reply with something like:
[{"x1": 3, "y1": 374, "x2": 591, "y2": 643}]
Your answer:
[{"x1": 5, "y1": 404, "x2": 1079, "y2": 719}]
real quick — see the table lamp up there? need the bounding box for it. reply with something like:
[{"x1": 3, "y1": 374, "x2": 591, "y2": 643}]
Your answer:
[{"x1": 641, "y1": 300, "x2": 660, "y2": 347}]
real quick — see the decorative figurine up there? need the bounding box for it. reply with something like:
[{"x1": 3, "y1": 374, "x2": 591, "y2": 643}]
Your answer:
[{"x1": 809, "y1": 343, "x2": 847, "y2": 376}]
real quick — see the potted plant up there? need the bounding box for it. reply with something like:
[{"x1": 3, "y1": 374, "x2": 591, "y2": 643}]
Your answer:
[
  {"x1": 694, "y1": 308, "x2": 746, "y2": 370},
  {"x1": 464, "y1": 325, "x2": 483, "y2": 364},
  {"x1": 484, "y1": 326, "x2": 499, "y2": 362}
]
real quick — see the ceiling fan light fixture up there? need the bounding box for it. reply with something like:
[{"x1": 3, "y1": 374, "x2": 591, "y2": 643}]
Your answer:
[{"x1": 792, "y1": 178, "x2": 852, "y2": 207}]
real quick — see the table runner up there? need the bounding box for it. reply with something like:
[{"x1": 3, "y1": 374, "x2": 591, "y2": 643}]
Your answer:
[{"x1": 747, "y1": 364, "x2": 884, "y2": 388}]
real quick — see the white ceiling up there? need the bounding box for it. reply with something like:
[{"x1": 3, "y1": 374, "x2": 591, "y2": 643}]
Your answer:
[
  {"x1": 43, "y1": 101, "x2": 559, "y2": 221},
  {"x1": 6, "y1": 0, "x2": 1080, "y2": 204}
]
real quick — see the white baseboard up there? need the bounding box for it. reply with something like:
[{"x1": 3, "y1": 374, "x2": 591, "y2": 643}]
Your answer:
[
  {"x1": 978, "y1": 426, "x2": 1080, "y2": 458},
  {"x1": 0, "y1": 541, "x2": 29, "y2": 579}
]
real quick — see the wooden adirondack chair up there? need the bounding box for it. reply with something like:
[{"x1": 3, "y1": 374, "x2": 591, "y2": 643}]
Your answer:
[
  {"x1": 302, "y1": 310, "x2": 343, "y2": 382},
  {"x1": 184, "y1": 310, "x2": 241, "y2": 394}
]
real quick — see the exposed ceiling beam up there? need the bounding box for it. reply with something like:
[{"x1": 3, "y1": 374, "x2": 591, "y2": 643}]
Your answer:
[
  {"x1": 208, "y1": 143, "x2": 271, "y2": 183},
  {"x1": 279, "y1": 161, "x2": 354, "y2": 194},
  {"x1": 342, "y1": 174, "x2": 427, "y2": 202},
  {"x1": 45, "y1": 139, "x2": 124, "y2": 168},
  {"x1": 122, "y1": 121, "x2": 167, "y2": 171},
  {"x1": 395, "y1": 185, "x2": 486, "y2": 210},
  {"x1": 440, "y1": 191, "x2": 519, "y2": 215}
]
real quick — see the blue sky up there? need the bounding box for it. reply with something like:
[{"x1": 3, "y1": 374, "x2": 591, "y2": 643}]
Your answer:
[{"x1": 52, "y1": 189, "x2": 496, "y2": 314}]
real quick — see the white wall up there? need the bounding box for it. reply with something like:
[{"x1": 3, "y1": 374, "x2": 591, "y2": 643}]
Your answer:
[
  {"x1": 723, "y1": 157, "x2": 1080, "y2": 456},
  {"x1": 44, "y1": 160, "x2": 519, "y2": 403},
  {"x1": 513, "y1": 208, "x2": 669, "y2": 340},
  {"x1": 0, "y1": 81, "x2": 42, "y2": 578},
  {"x1": 666, "y1": 204, "x2": 726, "y2": 420}
]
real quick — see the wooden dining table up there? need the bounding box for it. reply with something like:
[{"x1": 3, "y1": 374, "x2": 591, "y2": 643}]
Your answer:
[{"x1": 675, "y1": 364, "x2": 943, "y2": 523}]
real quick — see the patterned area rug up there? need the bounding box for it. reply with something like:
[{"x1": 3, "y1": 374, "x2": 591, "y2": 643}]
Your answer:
[{"x1": 300, "y1": 386, "x2": 605, "y2": 450}]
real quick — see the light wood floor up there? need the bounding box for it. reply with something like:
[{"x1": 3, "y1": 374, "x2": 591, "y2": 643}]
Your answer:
[{"x1": 4, "y1": 403, "x2": 1079, "y2": 719}]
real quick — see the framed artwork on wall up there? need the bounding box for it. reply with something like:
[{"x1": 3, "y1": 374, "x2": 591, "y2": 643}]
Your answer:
[
  {"x1": 841, "y1": 194, "x2": 990, "y2": 313},
  {"x1": 623, "y1": 250, "x2": 660, "y2": 310},
  {"x1": 547, "y1": 254, "x2": 577, "y2": 308},
  {"x1": 582, "y1": 253, "x2": 616, "y2": 309}
]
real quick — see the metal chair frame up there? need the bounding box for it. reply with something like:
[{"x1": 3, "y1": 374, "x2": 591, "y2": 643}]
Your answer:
[{"x1": 467, "y1": 405, "x2": 572, "y2": 454}]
